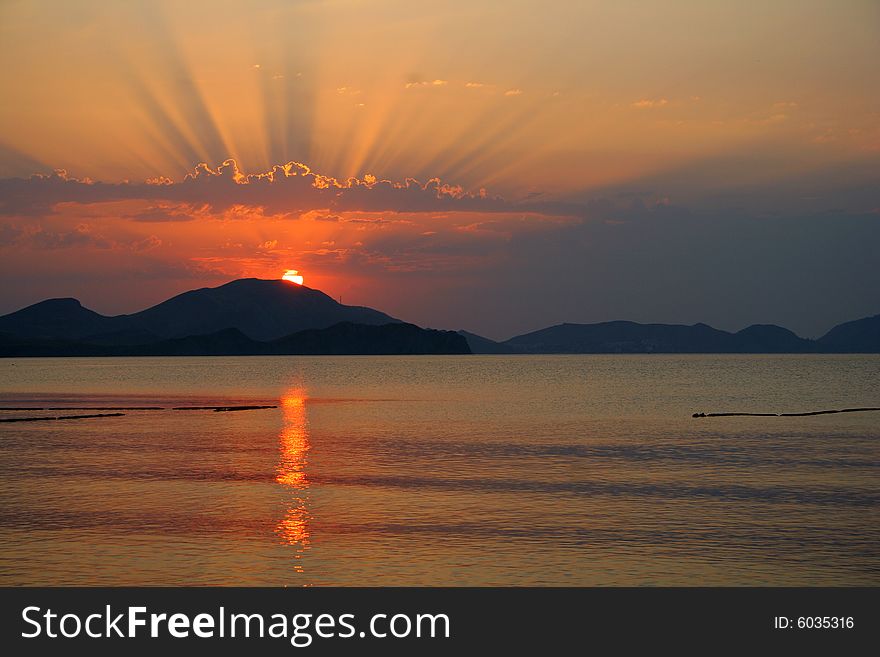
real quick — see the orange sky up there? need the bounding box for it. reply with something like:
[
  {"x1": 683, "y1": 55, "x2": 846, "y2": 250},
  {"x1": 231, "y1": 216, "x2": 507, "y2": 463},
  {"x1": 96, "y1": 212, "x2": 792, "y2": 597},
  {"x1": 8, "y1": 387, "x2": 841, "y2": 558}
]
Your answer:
[{"x1": 1, "y1": 1, "x2": 878, "y2": 338}]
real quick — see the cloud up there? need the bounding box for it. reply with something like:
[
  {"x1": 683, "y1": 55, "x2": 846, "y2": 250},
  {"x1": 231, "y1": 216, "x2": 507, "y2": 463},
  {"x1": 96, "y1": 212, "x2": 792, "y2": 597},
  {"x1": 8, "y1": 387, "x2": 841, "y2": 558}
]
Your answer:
[
  {"x1": 0, "y1": 159, "x2": 589, "y2": 219},
  {"x1": 127, "y1": 203, "x2": 204, "y2": 222},
  {"x1": 131, "y1": 235, "x2": 163, "y2": 251},
  {"x1": 310, "y1": 212, "x2": 342, "y2": 222},
  {"x1": 0, "y1": 223, "x2": 23, "y2": 246},
  {"x1": 0, "y1": 219, "x2": 167, "y2": 253},
  {"x1": 7, "y1": 222, "x2": 113, "y2": 250},
  {"x1": 404, "y1": 79, "x2": 448, "y2": 89},
  {"x1": 631, "y1": 98, "x2": 668, "y2": 109},
  {"x1": 504, "y1": 89, "x2": 523, "y2": 96}
]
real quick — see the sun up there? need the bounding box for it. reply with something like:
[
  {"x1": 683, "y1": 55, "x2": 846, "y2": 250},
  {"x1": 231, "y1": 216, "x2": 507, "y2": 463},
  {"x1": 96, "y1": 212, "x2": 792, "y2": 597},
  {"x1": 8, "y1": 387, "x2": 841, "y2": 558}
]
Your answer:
[{"x1": 282, "y1": 269, "x2": 304, "y2": 285}]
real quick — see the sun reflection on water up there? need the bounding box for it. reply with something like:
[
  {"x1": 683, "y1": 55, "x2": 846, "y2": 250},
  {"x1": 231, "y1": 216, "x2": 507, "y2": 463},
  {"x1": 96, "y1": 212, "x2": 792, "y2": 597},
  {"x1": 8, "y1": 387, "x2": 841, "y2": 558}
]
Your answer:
[{"x1": 274, "y1": 388, "x2": 311, "y2": 568}]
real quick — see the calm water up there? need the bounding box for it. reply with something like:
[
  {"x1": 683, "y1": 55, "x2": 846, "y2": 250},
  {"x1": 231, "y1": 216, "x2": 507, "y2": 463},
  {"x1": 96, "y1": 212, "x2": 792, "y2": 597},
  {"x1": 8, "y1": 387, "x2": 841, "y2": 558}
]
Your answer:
[{"x1": 0, "y1": 355, "x2": 878, "y2": 586}]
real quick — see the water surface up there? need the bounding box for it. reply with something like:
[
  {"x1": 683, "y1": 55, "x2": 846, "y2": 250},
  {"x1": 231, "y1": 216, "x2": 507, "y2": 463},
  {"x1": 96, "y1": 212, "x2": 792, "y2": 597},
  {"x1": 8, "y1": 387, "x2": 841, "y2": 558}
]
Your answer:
[{"x1": 0, "y1": 355, "x2": 878, "y2": 585}]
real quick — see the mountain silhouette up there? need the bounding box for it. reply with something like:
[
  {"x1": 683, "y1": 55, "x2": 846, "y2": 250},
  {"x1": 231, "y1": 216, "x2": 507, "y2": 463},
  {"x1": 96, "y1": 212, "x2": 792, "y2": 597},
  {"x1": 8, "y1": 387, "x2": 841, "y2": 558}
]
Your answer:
[
  {"x1": 467, "y1": 316, "x2": 879, "y2": 353},
  {"x1": 817, "y1": 313, "x2": 880, "y2": 352},
  {"x1": 457, "y1": 330, "x2": 519, "y2": 354},
  {"x1": 0, "y1": 279, "x2": 398, "y2": 343},
  {"x1": 0, "y1": 279, "x2": 469, "y2": 356},
  {"x1": 730, "y1": 324, "x2": 812, "y2": 353},
  {"x1": 0, "y1": 323, "x2": 470, "y2": 357},
  {"x1": 0, "y1": 298, "x2": 131, "y2": 341},
  {"x1": 505, "y1": 321, "x2": 736, "y2": 353},
  {"x1": 0, "y1": 280, "x2": 877, "y2": 355},
  {"x1": 127, "y1": 278, "x2": 398, "y2": 341},
  {"x1": 270, "y1": 322, "x2": 468, "y2": 355}
]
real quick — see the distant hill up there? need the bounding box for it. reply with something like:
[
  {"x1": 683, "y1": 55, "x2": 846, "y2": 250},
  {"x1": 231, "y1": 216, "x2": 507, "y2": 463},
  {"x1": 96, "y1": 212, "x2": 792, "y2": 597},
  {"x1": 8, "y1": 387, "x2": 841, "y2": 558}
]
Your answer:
[
  {"x1": 132, "y1": 328, "x2": 262, "y2": 356},
  {"x1": 0, "y1": 298, "x2": 132, "y2": 341},
  {"x1": 730, "y1": 324, "x2": 813, "y2": 353},
  {"x1": 505, "y1": 321, "x2": 736, "y2": 353},
  {"x1": 0, "y1": 331, "x2": 109, "y2": 357},
  {"x1": 817, "y1": 314, "x2": 880, "y2": 353},
  {"x1": 502, "y1": 320, "x2": 820, "y2": 354},
  {"x1": 0, "y1": 322, "x2": 471, "y2": 357},
  {"x1": 0, "y1": 279, "x2": 398, "y2": 343},
  {"x1": 457, "y1": 330, "x2": 520, "y2": 354},
  {"x1": 272, "y1": 322, "x2": 469, "y2": 355}
]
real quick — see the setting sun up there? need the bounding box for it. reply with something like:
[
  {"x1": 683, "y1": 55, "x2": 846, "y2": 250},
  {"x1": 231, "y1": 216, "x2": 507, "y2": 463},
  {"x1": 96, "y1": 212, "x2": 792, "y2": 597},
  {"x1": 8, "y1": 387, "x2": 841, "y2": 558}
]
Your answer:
[{"x1": 282, "y1": 269, "x2": 304, "y2": 285}]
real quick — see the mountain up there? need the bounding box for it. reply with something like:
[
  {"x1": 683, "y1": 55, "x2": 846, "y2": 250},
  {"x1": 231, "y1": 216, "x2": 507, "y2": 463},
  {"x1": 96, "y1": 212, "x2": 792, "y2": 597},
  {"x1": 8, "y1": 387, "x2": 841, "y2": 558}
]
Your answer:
[
  {"x1": 125, "y1": 278, "x2": 398, "y2": 341},
  {"x1": 133, "y1": 328, "x2": 262, "y2": 356},
  {"x1": 0, "y1": 331, "x2": 109, "y2": 357},
  {"x1": 0, "y1": 323, "x2": 470, "y2": 357},
  {"x1": 730, "y1": 324, "x2": 814, "y2": 353},
  {"x1": 1, "y1": 280, "x2": 877, "y2": 355},
  {"x1": 271, "y1": 322, "x2": 469, "y2": 355},
  {"x1": 503, "y1": 320, "x2": 819, "y2": 353},
  {"x1": 505, "y1": 321, "x2": 735, "y2": 353},
  {"x1": 457, "y1": 330, "x2": 520, "y2": 354},
  {"x1": 0, "y1": 298, "x2": 131, "y2": 341},
  {"x1": 817, "y1": 314, "x2": 880, "y2": 353},
  {"x1": 0, "y1": 279, "x2": 399, "y2": 343}
]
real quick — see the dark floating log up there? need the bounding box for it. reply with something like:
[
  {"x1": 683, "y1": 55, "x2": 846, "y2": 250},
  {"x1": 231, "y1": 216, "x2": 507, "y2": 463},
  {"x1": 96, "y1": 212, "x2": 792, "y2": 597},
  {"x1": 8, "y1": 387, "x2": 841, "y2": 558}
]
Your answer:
[
  {"x1": 693, "y1": 407, "x2": 880, "y2": 418},
  {"x1": 213, "y1": 405, "x2": 277, "y2": 412},
  {"x1": 0, "y1": 412, "x2": 126, "y2": 423},
  {"x1": 1, "y1": 405, "x2": 277, "y2": 414},
  {"x1": 171, "y1": 405, "x2": 277, "y2": 412},
  {"x1": 692, "y1": 412, "x2": 776, "y2": 417},
  {"x1": 0, "y1": 407, "x2": 164, "y2": 411}
]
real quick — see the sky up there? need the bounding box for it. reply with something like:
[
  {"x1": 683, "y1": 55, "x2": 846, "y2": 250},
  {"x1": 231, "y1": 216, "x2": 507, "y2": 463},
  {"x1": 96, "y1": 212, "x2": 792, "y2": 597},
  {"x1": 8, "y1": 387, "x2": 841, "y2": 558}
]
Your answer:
[{"x1": 0, "y1": 0, "x2": 878, "y2": 339}]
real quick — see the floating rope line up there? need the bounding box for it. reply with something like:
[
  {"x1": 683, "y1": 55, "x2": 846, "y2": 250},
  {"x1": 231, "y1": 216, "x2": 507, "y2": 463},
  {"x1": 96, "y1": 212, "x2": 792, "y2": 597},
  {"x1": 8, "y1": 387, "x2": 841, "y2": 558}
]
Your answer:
[
  {"x1": 0, "y1": 412, "x2": 125, "y2": 423},
  {"x1": 0, "y1": 404, "x2": 278, "y2": 423},
  {"x1": 693, "y1": 407, "x2": 880, "y2": 418},
  {"x1": 171, "y1": 405, "x2": 277, "y2": 412}
]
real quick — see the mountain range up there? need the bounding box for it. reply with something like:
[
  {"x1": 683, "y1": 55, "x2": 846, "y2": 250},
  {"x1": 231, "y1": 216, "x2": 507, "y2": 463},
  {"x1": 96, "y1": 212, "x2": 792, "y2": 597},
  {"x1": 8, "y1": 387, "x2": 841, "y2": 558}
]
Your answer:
[
  {"x1": 0, "y1": 278, "x2": 397, "y2": 343},
  {"x1": 460, "y1": 317, "x2": 880, "y2": 354},
  {"x1": 0, "y1": 279, "x2": 469, "y2": 356},
  {"x1": 0, "y1": 278, "x2": 878, "y2": 356}
]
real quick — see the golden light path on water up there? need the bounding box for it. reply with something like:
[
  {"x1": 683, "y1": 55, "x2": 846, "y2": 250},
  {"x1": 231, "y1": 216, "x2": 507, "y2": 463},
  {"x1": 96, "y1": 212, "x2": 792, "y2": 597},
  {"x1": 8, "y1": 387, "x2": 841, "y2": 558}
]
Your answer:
[{"x1": 275, "y1": 388, "x2": 311, "y2": 571}]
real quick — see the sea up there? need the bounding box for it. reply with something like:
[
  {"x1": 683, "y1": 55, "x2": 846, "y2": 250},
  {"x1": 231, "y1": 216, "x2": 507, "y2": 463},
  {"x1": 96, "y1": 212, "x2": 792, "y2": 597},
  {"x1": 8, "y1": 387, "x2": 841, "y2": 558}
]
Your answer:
[{"x1": 0, "y1": 354, "x2": 878, "y2": 585}]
